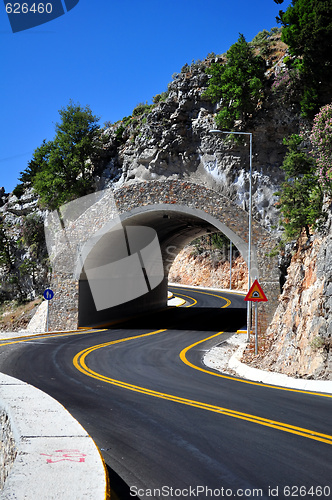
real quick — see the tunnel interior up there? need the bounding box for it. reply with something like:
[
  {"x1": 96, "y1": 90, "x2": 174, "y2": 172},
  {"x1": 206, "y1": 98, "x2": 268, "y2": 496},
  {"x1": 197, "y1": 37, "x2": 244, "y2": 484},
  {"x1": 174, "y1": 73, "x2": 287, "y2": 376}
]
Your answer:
[{"x1": 78, "y1": 205, "x2": 250, "y2": 328}]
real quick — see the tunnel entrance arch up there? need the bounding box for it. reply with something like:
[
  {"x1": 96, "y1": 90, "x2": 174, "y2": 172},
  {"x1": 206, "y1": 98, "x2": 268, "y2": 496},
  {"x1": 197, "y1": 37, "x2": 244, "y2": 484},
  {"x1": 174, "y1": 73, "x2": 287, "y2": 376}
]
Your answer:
[
  {"x1": 78, "y1": 204, "x2": 256, "y2": 327},
  {"x1": 49, "y1": 180, "x2": 279, "y2": 331}
]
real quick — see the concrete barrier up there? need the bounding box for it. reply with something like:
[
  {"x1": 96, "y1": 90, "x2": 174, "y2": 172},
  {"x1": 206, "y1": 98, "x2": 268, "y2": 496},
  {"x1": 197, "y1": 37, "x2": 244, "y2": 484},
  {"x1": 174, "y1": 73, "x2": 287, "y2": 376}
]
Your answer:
[{"x1": 0, "y1": 371, "x2": 108, "y2": 499}]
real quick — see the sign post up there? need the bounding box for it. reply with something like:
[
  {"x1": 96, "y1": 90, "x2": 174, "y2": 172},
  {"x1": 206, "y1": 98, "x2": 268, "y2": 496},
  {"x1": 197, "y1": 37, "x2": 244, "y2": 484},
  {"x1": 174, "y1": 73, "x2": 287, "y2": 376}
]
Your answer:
[
  {"x1": 254, "y1": 302, "x2": 258, "y2": 355},
  {"x1": 244, "y1": 279, "x2": 268, "y2": 355},
  {"x1": 43, "y1": 289, "x2": 54, "y2": 332}
]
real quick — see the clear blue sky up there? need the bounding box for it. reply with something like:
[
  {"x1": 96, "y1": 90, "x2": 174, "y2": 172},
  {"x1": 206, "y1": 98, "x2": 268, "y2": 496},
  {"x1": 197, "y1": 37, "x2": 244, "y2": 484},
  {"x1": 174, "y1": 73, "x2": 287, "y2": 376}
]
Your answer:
[{"x1": 0, "y1": 0, "x2": 291, "y2": 193}]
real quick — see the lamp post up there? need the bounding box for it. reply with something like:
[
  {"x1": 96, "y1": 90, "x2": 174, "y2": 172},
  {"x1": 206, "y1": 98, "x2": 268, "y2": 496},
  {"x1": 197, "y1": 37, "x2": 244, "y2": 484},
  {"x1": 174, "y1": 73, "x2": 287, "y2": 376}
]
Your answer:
[
  {"x1": 229, "y1": 240, "x2": 232, "y2": 290},
  {"x1": 209, "y1": 130, "x2": 253, "y2": 342}
]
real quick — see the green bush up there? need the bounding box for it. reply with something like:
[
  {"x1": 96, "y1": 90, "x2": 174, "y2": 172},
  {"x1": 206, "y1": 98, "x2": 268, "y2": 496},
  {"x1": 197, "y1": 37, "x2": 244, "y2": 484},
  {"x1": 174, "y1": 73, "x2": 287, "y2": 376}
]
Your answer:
[
  {"x1": 21, "y1": 214, "x2": 45, "y2": 258},
  {"x1": 152, "y1": 91, "x2": 169, "y2": 104},
  {"x1": 310, "y1": 103, "x2": 332, "y2": 195},
  {"x1": 0, "y1": 218, "x2": 14, "y2": 270},
  {"x1": 276, "y1": 0, "x2": 332, "y2": 116},
  {"x1": 203, "y1": 34, "x2": 266, "y2": 129},
  {"x1": 275, "y1": 135, "x2": 323, "y2": 239},
  {"x1": 12, "y1": 183, "x2": 25, "y2": 199},
  {"x1": 132, "y1": 102, "x2": 154, "y2": 117}
]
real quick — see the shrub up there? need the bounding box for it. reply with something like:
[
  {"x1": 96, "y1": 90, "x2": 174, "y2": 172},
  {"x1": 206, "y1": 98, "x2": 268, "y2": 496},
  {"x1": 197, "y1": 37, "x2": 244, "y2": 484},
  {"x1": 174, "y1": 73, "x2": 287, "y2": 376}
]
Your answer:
[
  {"x1": 12, "y1": 183, "x2": 25, "y2": 199},
  {"x1": 152, "y1": 91, "x2": 169, "y2": 104},
  {"x1": 271, "y1": 63, "x2": 303, "y2": 106},
  {"x1": 132, "y1": 102, "x2": 154, "y2": 117},
  {"x1": 310, "y1": 104, "x2": 332, "y2": 195},
  {"x1": 276, "y1": 0, "x2": 332, "y2": 117},
  {"x1": 21, "y1": 214, "x2": 45, "y2": 258}
]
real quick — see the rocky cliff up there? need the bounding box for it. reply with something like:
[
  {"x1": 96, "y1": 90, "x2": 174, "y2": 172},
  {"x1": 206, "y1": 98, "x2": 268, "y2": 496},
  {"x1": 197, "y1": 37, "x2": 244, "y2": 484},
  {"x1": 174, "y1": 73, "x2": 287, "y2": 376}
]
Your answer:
[
  {"x1": 242, "y1": 209, "x2": 332, "y2": 380},
  {"x1": 100, "y1": 32, "x2": 295, "y2": 232},
  {"x1": 95, "y1": 32, "x2": 332, "y2": 380},
  {"x1": 169, "y1": 245, "x2": 248, "y2": 291},
  {"x1": 0, "y1": 190, "x2": 48, "y2": 304},
  {"x1": 1, "y1": 32, "x2": 292, "y2": 301}
]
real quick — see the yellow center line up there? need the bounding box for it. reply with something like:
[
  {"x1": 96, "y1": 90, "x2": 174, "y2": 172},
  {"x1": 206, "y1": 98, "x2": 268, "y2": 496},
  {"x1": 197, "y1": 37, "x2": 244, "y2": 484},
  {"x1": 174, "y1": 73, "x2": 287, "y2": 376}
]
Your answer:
[
  {"x1": 72, "y1": 329, "x2": 332, "y2": 447},
  {"x1": 180, "y1": 331, "x2": 332, "y2": 399},
  {"x1": 170, "y1": 287, "x2": 231, "y2": 308},
  {"x1": 170, "y1": 292, "x2": 197, "y2": 307},
  {"x1": 0, "y1": 329, "x2": 106, "y2": 347},
  {"x1": 175, "y1": 288, "x2": 332, "y2": 399}
]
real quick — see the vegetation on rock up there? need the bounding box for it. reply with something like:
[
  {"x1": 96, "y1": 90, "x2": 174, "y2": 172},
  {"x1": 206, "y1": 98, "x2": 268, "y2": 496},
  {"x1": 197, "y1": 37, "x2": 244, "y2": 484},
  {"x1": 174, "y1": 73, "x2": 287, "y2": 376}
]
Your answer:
[
  {"x1": 310, "y1": 104, "x2": 332, "y2": 195},
  {"x1": 276, "y1": 101, "x2": 332, "y2": 240},
  {"x1": 203, "y1": 34, "x2": 266, "y2": 129},
  {"x1": 0, "y1": 218, "x2": 15, "y2": 271},
  {"x1": 274, "y1": 0, "x2": 332, "y2": 116},
  {"x1": 275, "y1": 134, "x2": 323, "y2": 239}
]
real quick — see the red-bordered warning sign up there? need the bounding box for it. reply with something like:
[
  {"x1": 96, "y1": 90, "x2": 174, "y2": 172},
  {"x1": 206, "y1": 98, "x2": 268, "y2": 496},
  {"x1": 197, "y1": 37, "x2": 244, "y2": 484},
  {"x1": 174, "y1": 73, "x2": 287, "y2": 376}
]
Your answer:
[{"x1": 244, "y1": 279, "x2": 268, "y2": 302}]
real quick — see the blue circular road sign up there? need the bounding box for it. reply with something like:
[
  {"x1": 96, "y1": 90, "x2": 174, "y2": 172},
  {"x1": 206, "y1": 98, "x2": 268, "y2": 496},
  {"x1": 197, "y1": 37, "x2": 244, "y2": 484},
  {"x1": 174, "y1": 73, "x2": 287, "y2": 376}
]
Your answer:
[{"x1": 43, "y1": 289, "x2": 54, "y2": 301}]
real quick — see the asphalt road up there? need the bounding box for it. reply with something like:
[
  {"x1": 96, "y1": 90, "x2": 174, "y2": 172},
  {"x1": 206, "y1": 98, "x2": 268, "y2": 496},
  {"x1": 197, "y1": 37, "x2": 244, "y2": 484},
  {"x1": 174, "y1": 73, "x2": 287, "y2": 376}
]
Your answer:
[{"x1": 0, "y1": 286, "x2": 332, "y2": 500}]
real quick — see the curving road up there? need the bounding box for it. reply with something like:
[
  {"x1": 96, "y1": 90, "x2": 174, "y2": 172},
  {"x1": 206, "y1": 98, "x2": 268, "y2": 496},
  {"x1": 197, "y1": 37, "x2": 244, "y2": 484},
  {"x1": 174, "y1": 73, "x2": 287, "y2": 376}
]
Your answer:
[{"x1": 0, "y1": 286, "x2": 332, "y2": 500}]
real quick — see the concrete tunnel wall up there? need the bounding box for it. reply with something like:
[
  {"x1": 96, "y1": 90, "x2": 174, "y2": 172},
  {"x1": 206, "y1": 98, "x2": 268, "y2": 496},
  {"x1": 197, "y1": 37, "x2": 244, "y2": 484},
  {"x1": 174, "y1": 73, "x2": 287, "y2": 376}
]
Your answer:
[{"x1": 48, "y1": 180, "x2": 279, "y2": 331}]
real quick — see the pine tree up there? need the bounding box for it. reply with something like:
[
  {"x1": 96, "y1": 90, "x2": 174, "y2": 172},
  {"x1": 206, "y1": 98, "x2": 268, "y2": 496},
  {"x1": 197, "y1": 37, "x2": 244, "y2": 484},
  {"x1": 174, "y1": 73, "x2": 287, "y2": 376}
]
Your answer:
[
  {"x1": 203, "y1": 34, "x2": 265, "y2": 129},
  {"x1": 17, "y1": 101, "x2": 104, "y2": 210},
  {"x1": 274, "y1": 0, "x2": 332, "y2": 116},
  {"x1": 276, "y1": 135, "x2": 323, "y2": 239}
]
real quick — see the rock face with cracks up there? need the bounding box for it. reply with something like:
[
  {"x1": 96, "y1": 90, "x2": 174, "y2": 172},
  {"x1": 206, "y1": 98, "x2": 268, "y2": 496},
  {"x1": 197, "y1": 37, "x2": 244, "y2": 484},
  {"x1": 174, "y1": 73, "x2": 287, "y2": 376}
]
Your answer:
[{"x1": 242, "y1": 226, "x2": 332, "y2": 380}]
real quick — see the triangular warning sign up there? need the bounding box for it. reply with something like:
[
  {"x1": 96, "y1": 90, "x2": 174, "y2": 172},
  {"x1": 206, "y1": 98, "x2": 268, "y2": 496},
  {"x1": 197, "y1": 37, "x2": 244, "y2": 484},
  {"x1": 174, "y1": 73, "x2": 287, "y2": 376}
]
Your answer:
[{"x1": 244, "y1": 279, "x2": 268, "y2": 302}]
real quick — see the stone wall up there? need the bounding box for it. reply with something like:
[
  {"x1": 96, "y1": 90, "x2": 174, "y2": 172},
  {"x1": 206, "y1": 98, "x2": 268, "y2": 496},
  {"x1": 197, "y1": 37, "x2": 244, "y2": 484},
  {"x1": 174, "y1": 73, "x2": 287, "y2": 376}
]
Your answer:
[
  {"x1": 114, "y1": 180, "x2": 279, "y2": 337},
  {"x1": 0, "y1": 408, "x2": 17, "y2": 490},
  {"x1": 48, "y1": 270, "x2": 79, "y2": 332},
  {"x1": 48, "y1": 180, "x2": 279, "y2": 332}
]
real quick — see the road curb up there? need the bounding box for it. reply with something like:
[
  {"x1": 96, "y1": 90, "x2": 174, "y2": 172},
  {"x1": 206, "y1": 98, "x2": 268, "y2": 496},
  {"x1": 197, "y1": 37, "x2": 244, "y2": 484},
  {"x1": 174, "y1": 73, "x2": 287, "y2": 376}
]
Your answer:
[
  {"x1": 0, "y1": 367, "x2": 108, "y2": 498},
  {"x1": 168, "y1": 297, "x2": 187, "y2": 307},
  {"x1": 228, "y1": 342, "x2": 332, "y2": 395}
]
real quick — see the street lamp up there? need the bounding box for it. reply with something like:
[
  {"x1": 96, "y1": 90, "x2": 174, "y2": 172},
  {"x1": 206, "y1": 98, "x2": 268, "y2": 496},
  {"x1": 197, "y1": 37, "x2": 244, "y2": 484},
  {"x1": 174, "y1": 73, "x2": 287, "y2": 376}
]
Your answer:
[{"x1": 209, "y1": 129, "x2": 253, "y2": 342}]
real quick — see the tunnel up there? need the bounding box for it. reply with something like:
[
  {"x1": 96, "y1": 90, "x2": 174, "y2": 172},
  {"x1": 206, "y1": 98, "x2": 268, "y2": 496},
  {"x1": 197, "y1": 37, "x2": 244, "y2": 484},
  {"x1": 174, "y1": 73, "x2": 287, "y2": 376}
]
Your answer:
[{"x1": 77, "y1": 204, "x2": 253, "y2": 328}]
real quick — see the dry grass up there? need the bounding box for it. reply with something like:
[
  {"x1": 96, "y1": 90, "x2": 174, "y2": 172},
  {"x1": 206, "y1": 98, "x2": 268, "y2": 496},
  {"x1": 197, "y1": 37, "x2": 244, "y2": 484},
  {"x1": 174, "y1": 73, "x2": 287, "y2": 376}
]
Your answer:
[{"x1": 0, "y1": 298, "x2": 42, "y2": 332}]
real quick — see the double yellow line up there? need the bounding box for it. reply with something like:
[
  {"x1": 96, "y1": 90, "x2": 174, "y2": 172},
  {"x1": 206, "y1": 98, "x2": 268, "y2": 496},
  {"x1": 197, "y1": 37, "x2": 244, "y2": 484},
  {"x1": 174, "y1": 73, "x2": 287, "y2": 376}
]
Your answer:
[
  {"x1": 73, "y1": 329, "x2": 332, "y2": 447},
  {"x1": 170, "y1": 287, "x2": 231, "y2": 308}
]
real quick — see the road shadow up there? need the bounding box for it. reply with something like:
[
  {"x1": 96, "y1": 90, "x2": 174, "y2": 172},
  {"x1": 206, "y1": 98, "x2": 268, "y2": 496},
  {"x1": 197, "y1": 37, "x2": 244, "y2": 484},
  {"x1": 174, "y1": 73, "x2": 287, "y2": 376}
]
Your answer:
[
  {"x1": 105, "y1": 464, "x2": 139, "y2": 500},
  {"x1": 104, "y1": 306, "x2": 247, "y2": 333}
]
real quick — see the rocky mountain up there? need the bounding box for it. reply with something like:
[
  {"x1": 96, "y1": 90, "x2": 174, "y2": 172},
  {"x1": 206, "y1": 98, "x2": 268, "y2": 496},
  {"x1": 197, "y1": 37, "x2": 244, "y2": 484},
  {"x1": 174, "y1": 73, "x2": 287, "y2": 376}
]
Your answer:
[
  {"x1": 99, "y1": 32, "x2": 294, "y2": 232},
  {"x1": 242, "y1": 213, "x2": 332, "y2": 380}
]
